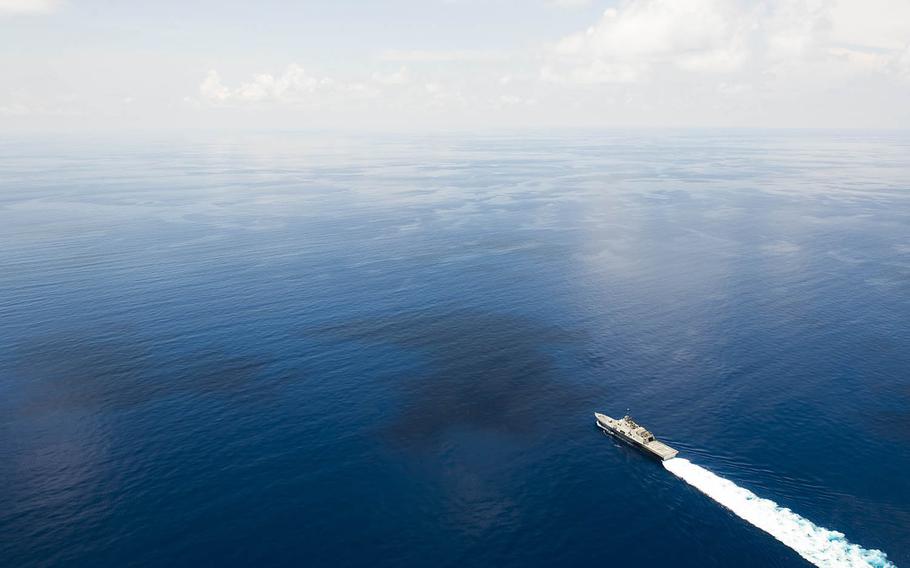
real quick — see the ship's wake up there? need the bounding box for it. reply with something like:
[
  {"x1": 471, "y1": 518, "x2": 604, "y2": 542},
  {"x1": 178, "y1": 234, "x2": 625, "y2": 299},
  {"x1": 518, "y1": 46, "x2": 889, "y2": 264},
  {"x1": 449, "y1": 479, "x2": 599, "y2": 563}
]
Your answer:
[{"x1": 662, "y1": 458, "x2": 895, "y2": 568}]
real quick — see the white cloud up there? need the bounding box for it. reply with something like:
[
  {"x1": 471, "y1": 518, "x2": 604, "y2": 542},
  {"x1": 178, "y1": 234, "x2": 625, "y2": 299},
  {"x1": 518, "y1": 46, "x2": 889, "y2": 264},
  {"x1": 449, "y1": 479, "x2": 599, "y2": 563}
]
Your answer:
[
  {"x1": 896, "y1": 44, "x2": 910, "y2": 81},
  {"x1": 199, "y1": 71, "x2": 231, "y2": 103},
  {"x1": 546, "y1": 0, "x2": 757, "y2": 82},
  {"x1": 0, "y1": 102, "x2": 30, "y2": 115},
  {"x1": 377, "y1": 49, "x2": 507, "y2": 63},
  {"x1": 372, "y1": 67, "x2": 410, "y2": 86},
  {"x1": 0, "y1": 0, "x2": 57, "y2": 14},
  {"x1": 195, "y1": 64, "x2": 480, "y2": 117},
  {"x1": 548, "y1": 0, "x2": 591, "y2": 7},
  {"x1": 827, "y1": 0, "x2": 910, "y2": 51},
  {"x1": 716, "y1": 81, "x2": 751, "y2": 96},
  {"x1": 198, "y1": 65, "x2": 351, "y2": 106},
  {"x1": 558, "y1": 1, "x2": 742, "y2": 58},
  {"x1": 540, "y1": 59, "x2": 643, "y2": 84},
  {"x1": 545, "y1": 0, "x2": 910, "y2": 87}
]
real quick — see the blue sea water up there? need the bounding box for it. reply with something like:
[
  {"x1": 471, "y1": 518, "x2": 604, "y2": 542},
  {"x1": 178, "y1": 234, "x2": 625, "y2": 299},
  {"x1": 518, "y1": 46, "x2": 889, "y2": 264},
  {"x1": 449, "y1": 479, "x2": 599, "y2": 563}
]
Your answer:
[{"x1": 1, "y1": 131, "x2": 909, "y2": 567}]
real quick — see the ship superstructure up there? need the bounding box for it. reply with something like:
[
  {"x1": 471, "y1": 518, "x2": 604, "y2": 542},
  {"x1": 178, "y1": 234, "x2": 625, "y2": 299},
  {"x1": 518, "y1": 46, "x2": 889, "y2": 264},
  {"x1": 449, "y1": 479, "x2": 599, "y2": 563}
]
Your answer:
[{"x1": 595, "y1": 412, "x2": 678, "y2": 460}]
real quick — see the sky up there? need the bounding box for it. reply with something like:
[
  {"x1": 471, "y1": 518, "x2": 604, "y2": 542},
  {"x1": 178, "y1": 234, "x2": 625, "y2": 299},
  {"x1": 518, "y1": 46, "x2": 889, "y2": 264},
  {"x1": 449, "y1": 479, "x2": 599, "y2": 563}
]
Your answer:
[{"x1": 1, "y1": 0, "x2": 909, "y2": 131}]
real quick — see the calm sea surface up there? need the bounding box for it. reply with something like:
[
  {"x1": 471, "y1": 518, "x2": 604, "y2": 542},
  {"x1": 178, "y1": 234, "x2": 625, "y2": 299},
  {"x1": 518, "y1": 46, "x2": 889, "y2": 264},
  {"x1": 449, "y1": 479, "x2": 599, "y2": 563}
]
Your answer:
[{"x1": 1, "y1": 131, "x2": 909, "y2": 567}]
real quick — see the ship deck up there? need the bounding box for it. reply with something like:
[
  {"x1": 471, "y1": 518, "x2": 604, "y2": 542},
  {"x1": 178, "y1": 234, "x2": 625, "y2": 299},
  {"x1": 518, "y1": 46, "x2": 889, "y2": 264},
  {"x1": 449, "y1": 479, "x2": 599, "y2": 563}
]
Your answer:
[{"x1": 644, "y1": 440, "x2": 678, "y2": 460}]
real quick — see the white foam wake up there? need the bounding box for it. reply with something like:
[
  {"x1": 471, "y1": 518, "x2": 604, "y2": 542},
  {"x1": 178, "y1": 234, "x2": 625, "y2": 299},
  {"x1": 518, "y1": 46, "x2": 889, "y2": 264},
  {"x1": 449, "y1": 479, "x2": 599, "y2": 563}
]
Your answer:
[{"x1": 663, "y1": 458, "x2": 895, "y2": 568}]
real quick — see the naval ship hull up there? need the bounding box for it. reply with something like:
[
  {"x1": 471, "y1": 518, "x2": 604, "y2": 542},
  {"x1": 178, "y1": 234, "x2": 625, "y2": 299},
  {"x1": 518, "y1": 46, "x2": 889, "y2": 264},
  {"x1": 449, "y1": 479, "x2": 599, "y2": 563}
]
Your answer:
[{"x1": 595, "y1": 412, "x2": 678, "y2": 461}]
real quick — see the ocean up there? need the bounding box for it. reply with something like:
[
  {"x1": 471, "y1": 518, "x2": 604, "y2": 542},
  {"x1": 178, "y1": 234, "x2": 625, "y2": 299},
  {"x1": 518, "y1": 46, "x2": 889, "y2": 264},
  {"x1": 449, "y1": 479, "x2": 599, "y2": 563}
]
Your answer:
[{"x1": 1, "y1": 131, "x2": 908, "y2": 567}]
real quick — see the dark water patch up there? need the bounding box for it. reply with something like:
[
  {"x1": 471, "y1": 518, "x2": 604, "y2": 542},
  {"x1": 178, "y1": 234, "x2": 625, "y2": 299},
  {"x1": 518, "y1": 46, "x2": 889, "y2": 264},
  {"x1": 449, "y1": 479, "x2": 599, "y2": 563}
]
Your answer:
[{"x1": 315, "y1": 310, "x2": 600, "y2": 448}]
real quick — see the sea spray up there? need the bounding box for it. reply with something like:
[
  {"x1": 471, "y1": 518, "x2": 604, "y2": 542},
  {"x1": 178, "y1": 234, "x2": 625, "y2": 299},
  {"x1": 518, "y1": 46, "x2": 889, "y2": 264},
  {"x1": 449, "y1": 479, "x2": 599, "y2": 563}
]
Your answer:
[{"x1": 663, "y1": 458, "x2": 894, "y2": 568}]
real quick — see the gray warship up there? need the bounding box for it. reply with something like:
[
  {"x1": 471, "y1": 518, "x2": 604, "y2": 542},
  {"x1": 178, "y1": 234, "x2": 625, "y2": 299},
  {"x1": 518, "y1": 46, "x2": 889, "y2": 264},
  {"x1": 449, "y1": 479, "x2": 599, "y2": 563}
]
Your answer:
[{"x1": 595, "y1": 412, "x2": 678, "y2": 460}]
